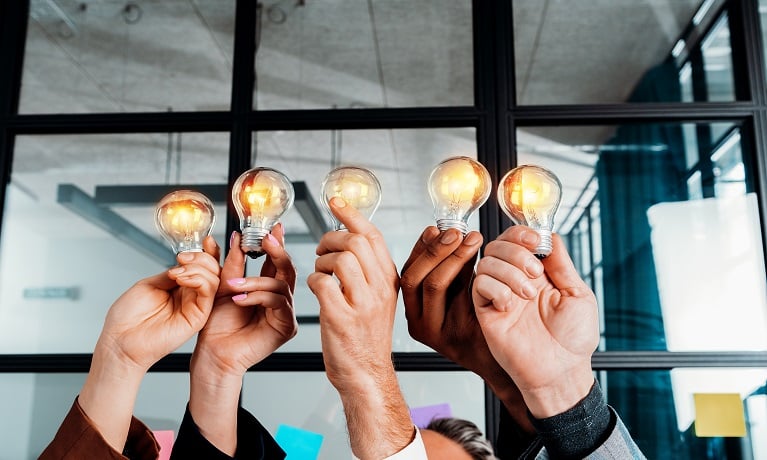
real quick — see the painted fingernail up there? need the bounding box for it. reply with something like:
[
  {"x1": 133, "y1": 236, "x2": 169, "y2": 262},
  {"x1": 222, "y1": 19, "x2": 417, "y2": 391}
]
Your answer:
[
  {"x1": 226, "y1": 278, "x2": 246, "y2": 287},
  {"x1": 229, "y1": 231, "x2": 237, "y2": 249},
  {"x1": 265, "y1": 233, "x2": 279, "y2": 246},
  {"x1": 526, "y1": 260, "x2": 544, "y2": 277},
  {"x1": 169, "y1": 266, "x2": 185, "y2": 275},
  {"x1": 232, "y1": 293, "x2": 248, "y2": 301},
  {"x1": 522, "y1": 282, "x2": 538, "y2": 299},
  {"x1": 440, "y1": 231, "x2": 458, "y2": 245},
  {"x1": 522, "y1": 231, "x2": 538, "y2": 246},
  {"x1": 464, "y1": 232, "x2": 482, "y2": 246},
  {"x1": 177, "y1": 252, "x2": 194, "y2": 262}
]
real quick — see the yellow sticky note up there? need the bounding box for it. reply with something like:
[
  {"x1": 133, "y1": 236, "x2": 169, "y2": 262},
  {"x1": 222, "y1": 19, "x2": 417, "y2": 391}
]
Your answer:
[{"x1": 693, "y1": 393, "x2": 746, "y2": 437}]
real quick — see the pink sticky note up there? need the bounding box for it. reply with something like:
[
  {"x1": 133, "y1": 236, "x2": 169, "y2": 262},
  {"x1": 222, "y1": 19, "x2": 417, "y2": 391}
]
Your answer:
[
  {"x1": 410, "y1": 403, "x2": 453, "y2": 429},
  {"x1": 152, "y1": 430, "x2": 175, "y2": 460}
]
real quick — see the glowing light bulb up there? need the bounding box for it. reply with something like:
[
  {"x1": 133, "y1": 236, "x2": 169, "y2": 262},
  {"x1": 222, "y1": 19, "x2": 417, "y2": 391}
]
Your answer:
[
  {"x1": 427, "y1": 156, "x2": 492, "y2": 234},
  {"x1": 232, "y1": 167, "x2": 295, "y2": 257},
  {"x1": 498, "y1": 165, "x2": 562, "y2": 258},
  {"x1": 321, "y1": 166, "x2": 382, "y2": 230},
  {"x1": 155, "y1": 190, "x2": 216, "y2": 254}
]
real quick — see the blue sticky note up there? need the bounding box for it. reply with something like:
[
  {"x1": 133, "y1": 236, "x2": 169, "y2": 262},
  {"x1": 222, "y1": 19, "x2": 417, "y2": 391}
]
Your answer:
[
  {"x1": 275, "y1": 424, "x2": 324, "y2": 460},
  {"x1": 410, "y1": 403, "x2": 453, "y2": 429}
]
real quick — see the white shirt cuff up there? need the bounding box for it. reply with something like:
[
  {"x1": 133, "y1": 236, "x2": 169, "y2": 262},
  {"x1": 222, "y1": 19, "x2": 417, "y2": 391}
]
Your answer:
[{"x1": 352, "y1": 427, "x2": 428, "y2": 460}]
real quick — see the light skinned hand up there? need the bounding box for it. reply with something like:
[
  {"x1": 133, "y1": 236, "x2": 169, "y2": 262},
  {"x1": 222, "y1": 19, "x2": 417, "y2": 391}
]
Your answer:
[
  {"x1": 400, "y1": 226, "x2": 533, "y2": 432},
  {"x1": 472, "y1": 225, "x2": 599, "y2": 419},
  {"x1": 307, "y1": 197, "x2": 412, "y2": 460}
]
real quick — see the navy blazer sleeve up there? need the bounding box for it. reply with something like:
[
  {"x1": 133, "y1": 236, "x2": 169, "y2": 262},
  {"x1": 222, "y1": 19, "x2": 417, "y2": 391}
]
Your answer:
[{"x1": 170, "y1": 405, "x2": 286, "y2": 460}]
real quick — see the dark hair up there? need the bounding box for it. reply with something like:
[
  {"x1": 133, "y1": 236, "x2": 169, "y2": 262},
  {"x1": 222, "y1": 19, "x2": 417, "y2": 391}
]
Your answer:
[{"x1": 425, "y1": 417, "x2": 498, "y2": 460}]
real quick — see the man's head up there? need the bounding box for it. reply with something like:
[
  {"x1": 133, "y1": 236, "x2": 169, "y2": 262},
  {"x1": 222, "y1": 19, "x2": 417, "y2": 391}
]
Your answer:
[{"x1": 422, "y1": 417, "x2": 498, "y2": 460}]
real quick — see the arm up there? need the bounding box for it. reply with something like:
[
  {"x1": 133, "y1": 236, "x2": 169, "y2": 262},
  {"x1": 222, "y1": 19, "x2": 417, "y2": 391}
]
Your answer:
[
  {"x1": 307, "y1": 197, "x2": 416, "y2": 460},
  {"x1": 41, "y1": 237, "x2": 221, "y2": 459},
  {"x1": 172, "y1": 224, "x2": 295, "y2": 459}
]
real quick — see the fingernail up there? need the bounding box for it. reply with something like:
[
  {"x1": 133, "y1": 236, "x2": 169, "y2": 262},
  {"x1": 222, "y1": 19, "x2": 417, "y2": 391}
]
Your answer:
[
  {"x1": 522, "y1": 282, "x2": 538, "y2": 299},
  {"x1": 229, "y1": 231, "x2": 237, "y2": 249},
  {"x1": 522, "y1": 231, "x2": 538, "y2": 246},
  {"x1": 440, "y1": 231, "x2": 458, "y2": 245},
  {"x1": 526, "y1": 260, "x2": 544, "y2": 277},
  {"x1": 232, "y1": 293, "x2": 248, "y2": 301},
  {"x1": 169, "y1": 266, "x2": 185, "y2": 275},
  {"x1": 464, "y1": 232, "x2": 482, "y2": 246},
  {"x1": 265, "y1": 233, "x2": 280, "y2": 246},
  {"x1": 332, "y1": 197, "x2": 347, "y2": 208},
  {"x1": 177, "y1": 252, "x2": 194, "y2": 262},
  {"x1": 227, "y1": 278, "x2": 246, "y2": 287}
]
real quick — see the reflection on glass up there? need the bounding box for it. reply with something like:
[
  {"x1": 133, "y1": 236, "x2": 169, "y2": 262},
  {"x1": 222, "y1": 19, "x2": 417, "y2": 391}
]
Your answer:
[
  {"x1": 21, "y1": 0, "x2": 234, "y2": 113},
  {"x1": 254, "y1": 0, "x2": 472, "y2": 109},
  {"x1": 518, "y1": 121, "x2": 763, "y2": 354},
  {"x1": 701, "y1": 15, "x2": 735, "y2": 102}
]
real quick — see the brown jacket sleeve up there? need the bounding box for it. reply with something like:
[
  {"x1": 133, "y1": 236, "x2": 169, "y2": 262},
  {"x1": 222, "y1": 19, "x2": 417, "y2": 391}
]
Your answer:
[{"x1": 39, "y1": 397, "x2": 160, "y2": 460}]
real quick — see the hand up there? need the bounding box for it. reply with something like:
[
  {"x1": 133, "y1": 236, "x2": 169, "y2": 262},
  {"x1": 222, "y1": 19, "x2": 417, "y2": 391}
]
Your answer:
[
  {"x1": 307, "y1": 197, "x2": 412, "y2": 459},
  {"x1": 188, "y1": 224, "x2": 297, "y2": 456},
  {"x1": 472, "y1": 226, "x2": 599, "y2": 418},
  {"x1": 79, "y1": 237, "x2": 220, "y2": 452},
  {"x1": 400, "y1": 226, "x2": 532, "y2": 432}
]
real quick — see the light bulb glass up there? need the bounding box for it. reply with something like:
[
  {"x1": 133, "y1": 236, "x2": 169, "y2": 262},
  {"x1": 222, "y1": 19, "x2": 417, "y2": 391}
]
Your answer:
[
  {"x1": 321, "y1": 166, "x2": 382, "y2": 230},
  {"x1": 155, "y1": 190, "x2": 216, "y2": 254},
  {"x1": 232, "y1": 167, "x2": 295, "y2": 257},
  {"x1": 498, "y1": 165, "x2": 562, "y2": 258},
  {"x1": 427, "y1": 156, "x2": 491, "y2": 234}
]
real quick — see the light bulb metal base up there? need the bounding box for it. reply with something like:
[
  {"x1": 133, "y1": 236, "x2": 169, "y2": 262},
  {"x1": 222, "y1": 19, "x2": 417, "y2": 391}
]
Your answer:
[
  {"x1": 177, "y1": 247, "x2": 203, "y2": 254},
  {"x1": 534, "y1": 229, "x2": 553, "y2": 258},
  {"x1": 241, "y1": 227, "x2": 269, "y2": 258},
  {"x1": 436, "y1": 219, "x2": 469, "y2": 235}
]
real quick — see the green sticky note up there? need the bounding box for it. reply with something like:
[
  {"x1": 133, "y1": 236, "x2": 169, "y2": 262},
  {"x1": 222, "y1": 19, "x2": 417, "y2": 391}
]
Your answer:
[{"x1": 693, "y1": 393, "x2": 746, "y2": 437}]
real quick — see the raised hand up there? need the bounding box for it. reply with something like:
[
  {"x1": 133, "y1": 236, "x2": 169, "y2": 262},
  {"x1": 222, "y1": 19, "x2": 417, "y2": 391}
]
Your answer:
[
  {"x1": 472, "y1": 225, "x2": 599, "y2": 418},
  {"x1": 400, "y1": 226, "x2": 531, "y2": 431},
  {"x1": 307, "y1": 197, "x2": 412, "y2": 460}
]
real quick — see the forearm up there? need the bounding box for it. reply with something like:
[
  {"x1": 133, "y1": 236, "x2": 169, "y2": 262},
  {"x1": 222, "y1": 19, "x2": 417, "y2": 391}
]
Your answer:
[
  {"x1": 338, "y1": 366, "x2": 415, "y2": 460},
  {"x1": 188, "y1": 358, "x2": 244, "y2": 457},
  {"x1": 77, "y1": 342, "x2": 146, "y2": 453}
]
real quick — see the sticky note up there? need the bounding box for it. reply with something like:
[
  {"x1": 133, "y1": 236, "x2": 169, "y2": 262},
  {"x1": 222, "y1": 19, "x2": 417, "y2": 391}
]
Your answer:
[
  {"x1": 152, "y1": 430, "x2": 175, "y2": 460},
  {"x1": 410, "y1": 403, "x2": 453, "y2": 429},
  {"x1": 693, "y1": 393, "x2": 746, "y2": 437},
  {"x1": 275, "y1": 424, "x2": 323, "y2": 460}
]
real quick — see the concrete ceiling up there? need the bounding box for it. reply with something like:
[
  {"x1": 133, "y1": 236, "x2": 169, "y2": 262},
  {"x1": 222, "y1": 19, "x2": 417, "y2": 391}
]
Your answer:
[{"x1": 11, "y1": 0, "x2": 718, "y2": 257}]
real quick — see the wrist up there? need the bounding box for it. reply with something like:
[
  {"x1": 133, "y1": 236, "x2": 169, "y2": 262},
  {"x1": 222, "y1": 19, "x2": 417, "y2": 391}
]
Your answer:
[{"x1": 522, "y1": 364, "x2": 595, "y2": 419}]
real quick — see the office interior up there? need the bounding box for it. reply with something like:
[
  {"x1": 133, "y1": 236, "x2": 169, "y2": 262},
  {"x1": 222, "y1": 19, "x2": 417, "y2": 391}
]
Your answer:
[{"x1": 1, "y1": 0, "x2": 767, "y2": 458}]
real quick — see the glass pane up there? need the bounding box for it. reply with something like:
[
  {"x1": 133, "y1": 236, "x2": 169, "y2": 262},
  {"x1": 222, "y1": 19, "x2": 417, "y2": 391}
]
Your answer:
[
  {"x1": 0, "y1": 133, "x2": 229, "y2": 353},
  {"x1": 242, "y1": 371, "x2": 486, "y2": 459},
  {"x1": 513, "y1": 0, "x2": 736, "y2": 104},
  {"x1": 21, "y1": 0, "x2": 234, "y2": 113},
  {"x1": 255, "y1": 0, "x2": 473, "y2": 109},
  {"x1": 250, "y1": 128, "x2": 477, "y2": 352},
  {"x1": 517, "y1": 122, "x2": 767, "y2": 352},
  {"x1": 602, "y1": 368, "x2": 767, "y2": 460}
]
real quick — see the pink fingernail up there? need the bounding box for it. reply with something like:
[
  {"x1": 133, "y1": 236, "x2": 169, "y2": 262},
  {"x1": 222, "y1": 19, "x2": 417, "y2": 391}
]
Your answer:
[
  {"x1": 232, "y1": 293, "x2": 247, "y2": 301},
  {"x1": 229, "y1": 231, "x2": 237, "y2": 249},
  {"x1": 265, "y1": 233, "x2": 279, "y2": 246},
  {"x1": 226, "y1": 278, "x2": 246, "y2": 287}
]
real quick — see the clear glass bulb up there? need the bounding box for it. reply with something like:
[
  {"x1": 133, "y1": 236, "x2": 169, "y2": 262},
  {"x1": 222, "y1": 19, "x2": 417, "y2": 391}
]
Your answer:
[
  {"x1": 155, "y1": 190, "x2": 216, "y2": 254},
  {"x1": 232, "y1": 167, "x2": 295, "y2": 257},
  {"x1": 498, "y1": 165, "x2": 562, "y2": 258},
  {"x1": 428, "y1": 156, "x2": 491, "y2": 234},
  {"x1": 321, "y1": 166, "x2": 382, "y2": 230}
]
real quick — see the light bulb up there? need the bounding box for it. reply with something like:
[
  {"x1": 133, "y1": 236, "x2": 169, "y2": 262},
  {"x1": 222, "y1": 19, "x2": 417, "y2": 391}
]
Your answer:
[
  {"x1": 155, "y1": 190, "x2": 216, "y2": 254},
  {"x1": 321, "y1": 166, "x2": 382, "y2": 230},
  {"x1": 232, "y1": 167, "x2": 295, "y2": 257},
  {"x1": 498, "y1": 165, "x2": 562, "y2": 258},
  {"x1": 427, "y1": 156, "x2": 492, "y2": 234}
]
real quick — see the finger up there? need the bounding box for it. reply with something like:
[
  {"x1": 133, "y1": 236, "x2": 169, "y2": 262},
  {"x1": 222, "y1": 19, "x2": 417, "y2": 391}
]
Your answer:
[
  {"x1": 496, "y1": 225, "x2": 541, "y2": 253},
  {"x1": 225, "y1": 276, "x2": 292, "y2": 301},
  {"x1": 400, "y1": 226, "x2": 441, "y2": 275},
  {"x1": 316, "y1": 231, "x2": 385, "y2": 286},
  {"x1": 219, "y1": 232, "x2": 246, "y2": 295},
  {"x1": 472, "y1": 273, "x2": 517, "y2": 312},
  {"x1": 314, "y1": 252, "x2": 369, "y2": 306},
  {"x1": 260, "y1": 226, "x2": 297, "y2": 291},
  {"x1": 307, "y1": 272, "x2": 349, "y2": 315},
  {"x1": 260, "y1": 223, "x2": 283, "y2": 279},
  {"x1": 138, "y1": 271, "x2": 177, "y2": 291},
  {"x1": 419, "y1": 231, "x2": 482, "y2": 330},
  {"x1": 177, "y1": 250, "x2": 221, "y2": 277},
  {"x1": 232, "y1": 291, "x2": 297, "y2": 335},
  {"x1": 475, "y1": 256, "x2": 538, "y2": 301},
  {"x1": 483, "y1": 239, "x2": 544, "y2": 279},
  {"x1": 541, "y1": 233, "x2": 591, "y2": 294},
  {"x1": 326, "y1": 197, "x2": 392, "y2": 266},
  {"x1": 203, "y1": 235, "x2": 220, "y2": 262},
  {"x1": 169, "y1": 262, "x2": 221, "y2": 299}
]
